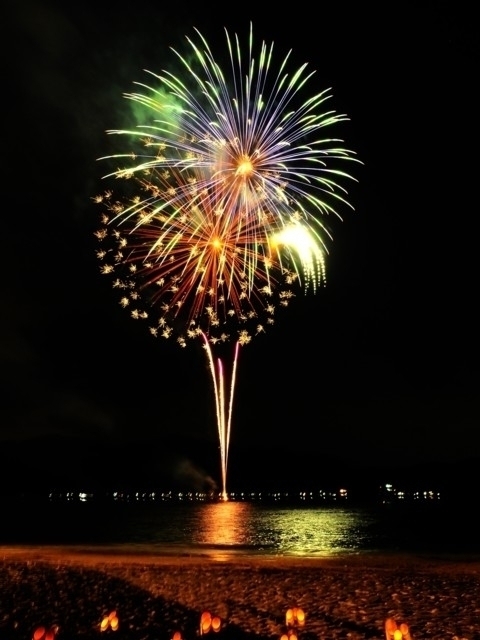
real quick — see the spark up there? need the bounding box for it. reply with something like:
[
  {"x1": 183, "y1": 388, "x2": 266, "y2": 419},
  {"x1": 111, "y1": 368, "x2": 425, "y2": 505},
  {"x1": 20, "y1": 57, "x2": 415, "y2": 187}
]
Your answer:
[{"x1": 94, "y1": 24, "x2": 359, "y2": 498}]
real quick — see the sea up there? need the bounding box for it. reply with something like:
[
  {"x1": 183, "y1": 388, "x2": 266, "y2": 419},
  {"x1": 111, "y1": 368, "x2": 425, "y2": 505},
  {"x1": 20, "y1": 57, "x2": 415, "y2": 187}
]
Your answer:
[{"x1": 0, "y1": 493, "x2": 478, "y2": 560}]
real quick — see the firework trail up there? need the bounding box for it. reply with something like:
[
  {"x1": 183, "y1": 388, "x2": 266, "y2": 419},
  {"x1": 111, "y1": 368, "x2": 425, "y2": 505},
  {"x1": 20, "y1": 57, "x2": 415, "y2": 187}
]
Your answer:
[{"x1": 94, "y1": 24, "x2": 359, "y2": 499}]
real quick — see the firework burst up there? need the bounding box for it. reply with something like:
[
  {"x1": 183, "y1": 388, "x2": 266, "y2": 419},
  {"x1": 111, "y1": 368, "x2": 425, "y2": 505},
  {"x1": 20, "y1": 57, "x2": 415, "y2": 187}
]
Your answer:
[{"x1": 94, "y1": 24, "x2": 359, "y2": 498}]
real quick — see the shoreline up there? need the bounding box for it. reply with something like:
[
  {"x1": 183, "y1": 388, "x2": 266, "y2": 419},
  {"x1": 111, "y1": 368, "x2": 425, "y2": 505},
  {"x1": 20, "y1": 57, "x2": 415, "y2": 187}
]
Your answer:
[{"x1": 2, "y1": 544, "x2": 480, "y2": 569}]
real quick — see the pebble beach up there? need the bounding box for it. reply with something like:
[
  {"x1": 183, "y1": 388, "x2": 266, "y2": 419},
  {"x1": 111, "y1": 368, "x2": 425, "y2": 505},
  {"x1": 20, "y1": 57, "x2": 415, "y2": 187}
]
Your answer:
[{"x1": 0, "y1": 548, "x2": 479, "y2": 640}]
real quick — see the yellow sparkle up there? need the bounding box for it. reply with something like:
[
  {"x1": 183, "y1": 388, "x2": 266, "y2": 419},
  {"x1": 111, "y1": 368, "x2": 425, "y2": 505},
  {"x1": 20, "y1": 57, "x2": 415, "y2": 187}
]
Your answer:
[{"x1": 236, "y1": 155, "x2": 254, "y2": 177}]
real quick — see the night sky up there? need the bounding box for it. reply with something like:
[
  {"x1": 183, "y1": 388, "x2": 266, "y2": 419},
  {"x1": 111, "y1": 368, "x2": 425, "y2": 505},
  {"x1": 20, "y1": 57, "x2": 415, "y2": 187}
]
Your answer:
[{"x1": 3, "y1": 1, "x2": 479, "y2": 495}]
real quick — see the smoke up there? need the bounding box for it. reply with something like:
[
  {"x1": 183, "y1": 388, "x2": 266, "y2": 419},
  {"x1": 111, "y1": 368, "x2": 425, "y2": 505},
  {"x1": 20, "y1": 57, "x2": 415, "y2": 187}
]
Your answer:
[{"x1": 174, "y1": 458, "x2": 218, "y2": 493}]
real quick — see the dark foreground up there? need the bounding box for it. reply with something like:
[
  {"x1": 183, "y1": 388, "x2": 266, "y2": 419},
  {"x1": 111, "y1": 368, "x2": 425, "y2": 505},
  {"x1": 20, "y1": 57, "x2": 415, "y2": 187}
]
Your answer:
[{"x1": 0, "y1": 547, "x2": 479, "y2": 640}]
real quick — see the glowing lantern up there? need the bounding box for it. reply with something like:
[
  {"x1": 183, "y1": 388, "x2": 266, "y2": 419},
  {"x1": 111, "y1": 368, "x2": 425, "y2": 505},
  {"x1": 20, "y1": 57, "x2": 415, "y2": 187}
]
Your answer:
[
  {"x1": 295, "y1": 608, "x2": 305, "y2": 626},
  {"x1": 385, "y1": 618, "x2": 398, "y2": 640},
  {"x1": 33, "y1": 627, "x2": 45, "y2": 640},
  {"x1": 100, "y1": 611, "x2": 119, "y2": 632},
  {"x1": 33, "y1": 627, "x2": 57, "y2": 640},
  {"x1": 400, "y1": 623, "x2": 412, "y2": 640},
  {"x1": 385, "y1": 618, "x2": 412, "y2": 640},
  {"x1": 286, "y1": 607, "x2": 305, "y2": 628},
  {"x1": 280, "y1": 634, "x2": 289, "y2": 640},
  {"x1": 33, "y1": 627, "x2": 46, "y2": 640},
  {"x1": 212, "y1": 616, "x2": 222, "y2": 633},
  {"x1": 172, "y1": 632, "x2": 183, "y2": 640},
  {"x1": 200, "y1": 611, "x2": 213, "y2": 635}
]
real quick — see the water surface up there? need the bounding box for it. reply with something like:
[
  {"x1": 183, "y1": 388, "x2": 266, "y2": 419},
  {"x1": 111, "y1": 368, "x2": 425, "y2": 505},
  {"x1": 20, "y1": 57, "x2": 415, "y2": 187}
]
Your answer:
[{"x1": 1, "y1": 499, "x2": 477, "y2": 560}]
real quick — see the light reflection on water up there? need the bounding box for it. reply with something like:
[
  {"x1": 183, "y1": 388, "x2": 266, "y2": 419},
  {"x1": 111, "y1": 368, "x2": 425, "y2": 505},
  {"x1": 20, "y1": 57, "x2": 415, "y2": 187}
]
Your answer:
[
  {"x1": 1, "y1": 499, "x2": 477, "y2": 558},
  {"x1": 192, "y1": 502, "x2": 371, "y2": 556}
]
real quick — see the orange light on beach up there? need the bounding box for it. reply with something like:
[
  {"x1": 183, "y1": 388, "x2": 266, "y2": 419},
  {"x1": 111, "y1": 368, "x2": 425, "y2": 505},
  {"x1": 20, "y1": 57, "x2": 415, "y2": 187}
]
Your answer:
[
  {"x1": 295, "y1": 608, "x2": 305, "y2": 626},
  {"x1": 33, "y1": 627, "x2": 46, "y2": 640},
  {"x1": 33, "y1": 626, "x2": 58, "y2": 640},
  {"x1": 100, "y1": 611, "x2": 119, "y2": 631},
  {"x1": 280, "y1": 630, "x2": 300, "y2": 640},
  {"x1": 200, "y1": 611, "x2": 213, "y2": 635},
  {"x1": 286, "y1": 607, "x2": 305, "y2": 627},
  {"x1": 385, "y1": 618, "x2": 397, "y2": 640},
  {"x1": 385, "y1": 618, "x2": 413, "y2": 640},
  {"x1": 200, "y1": 611, "x2": 222, "y2": 634}
]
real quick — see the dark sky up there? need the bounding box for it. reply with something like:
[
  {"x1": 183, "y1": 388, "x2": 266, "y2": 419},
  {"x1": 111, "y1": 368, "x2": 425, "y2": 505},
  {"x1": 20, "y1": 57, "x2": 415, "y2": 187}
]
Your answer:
[{"x1": 3, "y1": 1, "x2": 479, "y2": 492}]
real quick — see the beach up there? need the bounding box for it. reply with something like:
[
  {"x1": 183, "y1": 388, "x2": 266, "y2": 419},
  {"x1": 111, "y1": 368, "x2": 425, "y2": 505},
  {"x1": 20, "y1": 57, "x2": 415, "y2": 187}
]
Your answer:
[{"x1": 0, "y1": 547, "x2": 479, "y2": 640}]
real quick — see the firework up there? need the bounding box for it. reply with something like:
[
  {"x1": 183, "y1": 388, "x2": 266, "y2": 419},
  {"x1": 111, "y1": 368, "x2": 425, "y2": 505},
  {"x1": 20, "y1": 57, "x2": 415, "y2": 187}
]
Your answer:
[{"x1": 94, "y1": 24, "x2": 359, "y2": 498}]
